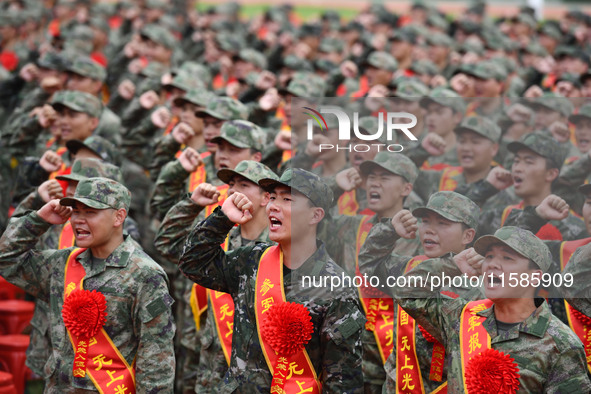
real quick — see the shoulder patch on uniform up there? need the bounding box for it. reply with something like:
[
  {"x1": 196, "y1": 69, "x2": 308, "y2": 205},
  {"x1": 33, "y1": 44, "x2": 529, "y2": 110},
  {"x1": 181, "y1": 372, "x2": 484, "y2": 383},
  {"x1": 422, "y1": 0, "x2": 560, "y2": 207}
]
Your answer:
[{"x1": 145, "y1": 295, "x2": 173, "y2": 321}]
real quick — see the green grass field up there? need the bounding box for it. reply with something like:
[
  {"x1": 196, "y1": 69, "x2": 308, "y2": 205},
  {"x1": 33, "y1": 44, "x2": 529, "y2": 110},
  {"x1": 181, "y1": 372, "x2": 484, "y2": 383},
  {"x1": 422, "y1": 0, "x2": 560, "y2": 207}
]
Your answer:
[{"x1": 197, "y1": 3, "x2": 359, "y2": 21}]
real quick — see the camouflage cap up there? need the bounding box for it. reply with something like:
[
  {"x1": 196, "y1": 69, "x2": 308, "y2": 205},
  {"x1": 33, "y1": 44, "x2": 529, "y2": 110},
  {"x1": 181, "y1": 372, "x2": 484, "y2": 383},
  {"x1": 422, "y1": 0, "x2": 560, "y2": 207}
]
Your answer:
[
  {"x1": 282, "y1": 55, "x2": 313, "y2": 72},
  {"x1": 56, "y1": 158, "x2": 123, "y2": 183},
  {"x1": 51, "y1": 90, "x2": 102, "y2": 118},
  {"x1": 173, "y1": 89, "x2": 213, "y2": 108},
  {"x1": 66, "y1": 136, "x2": 121, "y2": 165},
  {"x1": 409, "y1": 59, "x2": 439, "y2": 76},
  {"x1": 513, "y1": 13, "x2": 537, "y2": 29},
  {"x1": 569, "y1": 103, "x2": 591, "y2": 124},
  {"x1": 37, "y1": 51, "x2": 67, "y2": 71},
  {"x1": 234, "y1": 49, "x2": 267, "y2": 70},
  {"x1": 259, "y1": 168, "x2": 334, "y2": 212},
  {"x1": 319, "y1": 37, "x2": 344, "y2": 54},
  {"x1": 427, "y1": 13, "x2": 449, "y2": 31},
  {"x1": 173, "y1": 62, "x2": 212, "y2": 85},
  {"x1": 0, "y1": 10, "x2": 21, "y2": 27},
  {"x1": 458, "y1": 39, "x2": 485, "y2": 56},
  {"x1": 215, "y1": 32, "x2": 242, "y2": 53},
  {"x1": 523, "y1": 41, "x2": 548, "y2": 57},
  {"x1": 463, "y1": 60, "x2": 507, "y2": 81},
  {"x1": 454, "y1": 115, "x2": 501, "y2": 143},
  {"x1": 211, "y1": 120, "x2": 265, "y2": 152},
  {"x1": 426, "y1": 32, "x2": 453, "y2": 47},
  {"x1": 420, "y1": 87, "x2": 465, "y2": 114},
  {"x1": 507, "y1": 131, "x2": 566, "y2": 170},
  {"x1": 413, "y1": 191, "x2": 480, "y2": 229},
  {"x1": 195, "y1": 97, "x2": 248, "y2": 120},
  {"x1": 394, "y1": 79, "x2": 429, "y2": 101},
  {"x1": 579, "y1": 183, "x2": 591, "y2": 197},
  {"x1": 217, "y1": 160, "x2": 278, "y2": 185},
  {"x1": 474, "y1": 226, "x2": 552, "y2": 272},
  {"x1": 525, "y1": 92, "x2": 574, "y2": 118},
  {"x1": 390, "y1": 29, "x2": 418, "y2": 44},
  {"x1": 556, "y1": 73, "x2": 582, "y2": 89},
  {"x1": 365, "y1": 51, "x2": 398, "y2": 72},
  {"x1": 60, "y1": 177, "x2": 131, "y2": 211},
  {"x1": 66, "y1": 56, "x2": 106, "y2": 82},
  {"x1": 539, "y1": 23, "x2": 562, "y2": 40},
  {"x1": 140, "y1": 24, "x2": 176, "y2": 50},
  {"x1": 314, "y1": 59, "x2": 337, "y2": 73},
  {"x1": 139, "y1": 61, "x2": 169, "y2": 79},
  {"x1": 356, "y1": 116, "x2": 388, "y2": 144},
  {"x1": 164, "y1": 72, "x2": 205, "y2": 91},
  {"x1": 280, "y1": 73, "x2": 326, "y2": 97},
  {"x1": 359, "y1": 152, "x2": 418, "y2": 184}
]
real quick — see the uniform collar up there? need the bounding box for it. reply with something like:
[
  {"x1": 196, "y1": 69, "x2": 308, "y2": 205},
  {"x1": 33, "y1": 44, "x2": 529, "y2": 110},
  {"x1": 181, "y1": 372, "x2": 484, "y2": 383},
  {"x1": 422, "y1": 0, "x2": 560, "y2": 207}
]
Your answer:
[
  {"x1": 478, "y1": 298, "x2": 550, "y2": 343},
  {"x1": 77, "y1": 236, "x2": 135, "y2": 279}
]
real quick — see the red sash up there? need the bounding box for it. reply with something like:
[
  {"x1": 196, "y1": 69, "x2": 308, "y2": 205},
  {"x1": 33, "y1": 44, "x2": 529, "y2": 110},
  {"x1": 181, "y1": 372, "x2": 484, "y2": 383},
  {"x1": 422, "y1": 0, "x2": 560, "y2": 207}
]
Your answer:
[
  {"x1": 338, "y1": 190, "x2": 376, "y2": 217},
  {"x1": 350, "y1": 76, "x2": 369, "y2": 98},
  {"x1": 255, "y1": 246, "x2": 321, "y2": 393},
  {"x1": 58, "y1": 221, "x2": 76, "y2": 249},
  {"x1": 459, "y1": 299, "x2": 495, "y2": 391},
  {"x1": 63, "y1": 249, "x2": 136, "y2": 393},
  {"x1": 208, "y1": 289, "x2": 234, "y2": 366},
  {"x1": 560, "y1": 237, "x2": 591, "y2": 373},
  {"x1": 186, "y1": 151, "x2": 212, "y2": 193},
  {"x1": 354, "y1": 216, "x2": 394, "y2": 365},
  {"x1": 500, "y1": 201, "x2": 564, "y2": 241},
  {"x1": 163, "y1": 116, "x2": 179, "y2": 137},
  {"x1": 396, "y1": 256, "x2": 447, "y2": 393},
  {"x1": 438, "y1": 166, "x2": 463, "y2": 191}
]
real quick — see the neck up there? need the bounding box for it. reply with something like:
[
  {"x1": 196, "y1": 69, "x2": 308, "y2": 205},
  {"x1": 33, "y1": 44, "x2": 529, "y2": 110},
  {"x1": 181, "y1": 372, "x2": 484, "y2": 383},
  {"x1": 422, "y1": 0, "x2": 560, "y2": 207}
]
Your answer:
[
  {"x1": 493, "y1": 297, "x2": 537, "y2": 324},
  {"x1": 322, "y1": 154, "x2": 347, "y2": 177},
  {"x1": 281, "y1": 235, "x2": 317, "y2": 270},
  {"x1": 240, "y1": 210, "x2": 268, "y2": 241},
  {"x1": 522, "y1": 187, "x2": 551, "y2": 207},
  {"x1": 463, "y1": 165, "x2": 491, "y2": 184},
  {"x1": 398, "y1": 55, "x2": 412, "y2": 71},
  {"x1": 187, "y1": 134, "x2": 205, "y2": 151},
  {"x1": 442, "y1": 132, "x2": 456, "y2": 153},
  {"x1": 90, "y1": 234, "x2": 124, "y2": 259},
  {"x1": 480, "y1": 97, "x2": 502, "y2": 114},
  {"x1": 377, "y1": 200, "x2": 404, "y2": 220}
]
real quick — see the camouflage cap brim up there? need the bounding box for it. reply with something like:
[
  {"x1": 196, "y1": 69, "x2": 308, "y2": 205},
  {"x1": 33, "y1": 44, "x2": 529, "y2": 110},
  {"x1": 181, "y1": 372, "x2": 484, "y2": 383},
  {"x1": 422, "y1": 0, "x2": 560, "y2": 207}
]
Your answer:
[
  {"x1": 506, "y1": 141, "x2": 543, "y2": 157},
  {"x1": 473, "y1": 235, "x2": 528, "y2": 261},
  {"x1": 412, "y1": 207, "x2": 464, "y2": 225},
  {"x1": 569, "y1": 113, "x2": 591, "y2": 124},
  {"x1": 217, "y1": 169, "x2": 256, "y2": 185},
  {"x1": 454, "y1": 126, "x2": 496, "y2": 142},
  {"x1": 194, "y1": 109, "x2": 228, "y2": 120},
  {"x1": 259, "y1": 178, "x2": 290, "y2": 193},
  {"x1": 210, "y1": 135, "x2": 249, "y2": 149},
  {"x1": 60, "y1": 196, "x2": 112, "y2": 210},
  {"x1": 578, "y1": 184, "x2": 591, "y2": 195},
  {"x1": 55, "y1": 173, "x2": 87, "y2": 182},
  {"x1": 66, "y1": 139, "x2": 99, "y2": 157}
]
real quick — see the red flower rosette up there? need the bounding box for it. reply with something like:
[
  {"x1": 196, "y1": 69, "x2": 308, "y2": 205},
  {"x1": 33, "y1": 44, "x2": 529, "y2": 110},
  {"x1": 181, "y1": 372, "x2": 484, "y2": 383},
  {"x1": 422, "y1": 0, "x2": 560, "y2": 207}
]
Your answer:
[
  {"x1": 571, "y1": 307, "x2": 591, "y2": 325},
  {"x1": 261, "y1": 301, "x2": 314, "y2": 357},
  {"x1": 466, "y1": 348, "x2": 520, "y2": 394},
  {"x1": 62, "y1": 289, "x2": 108, "y2": 338}
]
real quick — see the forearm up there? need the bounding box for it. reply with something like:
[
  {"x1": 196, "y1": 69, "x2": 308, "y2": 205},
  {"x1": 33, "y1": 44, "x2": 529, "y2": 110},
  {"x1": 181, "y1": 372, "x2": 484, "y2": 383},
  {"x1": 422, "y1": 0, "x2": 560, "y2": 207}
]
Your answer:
[
  {"x1": 149, "y1": 160, "x2": 189, "y2": 220},
  {"x1": 154, "y1": 197, "x2": 205, "y2": 261}
]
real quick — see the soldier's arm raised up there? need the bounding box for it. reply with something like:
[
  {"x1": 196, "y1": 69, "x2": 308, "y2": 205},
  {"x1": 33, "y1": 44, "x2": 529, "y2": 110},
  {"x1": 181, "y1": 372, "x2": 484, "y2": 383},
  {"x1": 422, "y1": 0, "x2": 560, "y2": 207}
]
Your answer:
[{"x1": 0, "y1": 200, "x2": 69, "y2": 300}]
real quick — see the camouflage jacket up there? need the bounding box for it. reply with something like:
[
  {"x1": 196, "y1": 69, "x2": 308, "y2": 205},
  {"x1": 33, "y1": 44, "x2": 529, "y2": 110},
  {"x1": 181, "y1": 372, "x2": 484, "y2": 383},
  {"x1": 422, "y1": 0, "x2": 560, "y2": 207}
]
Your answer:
[
  {"x1": 390, "y1": 256, "x2": 591, "y2": 393},
  {"x1": 559, "y1": 242, "x2": 591, "y2": 320},
  {"x1": 179, "y1": 208, "x2": 365, "y2": 393},
  {"x1": 150, "y1": 155, "x2": 218, "y2": 221},
  {"x1": 358, "y1": 220, "x2": 454, "y2": 393},
  {"x1": 0, "y1": 212, "x2": 175, "y2": 392}
]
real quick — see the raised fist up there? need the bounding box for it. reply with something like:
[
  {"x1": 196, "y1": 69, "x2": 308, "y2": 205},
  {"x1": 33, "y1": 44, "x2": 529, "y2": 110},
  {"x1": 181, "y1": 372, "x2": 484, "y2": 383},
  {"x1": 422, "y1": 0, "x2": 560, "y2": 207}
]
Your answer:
[
  {"x1": 39, "y1": 150, "x2": 63, "y2": 173},
  {"x1": 340, "y1": 60, "x2": 358, "y2": 79},
  {"x1": 336, "y1": 168, "x2": 362, "y2": 192},
  {"x1": 222, "y1": 192, "x2": 253, "y2": 224},
  {"x1": 535, "y1": 194, "x2": 569, "y2": 221},
  {"x1": 549, "y1": 121, "x2": 570, "y2": 143},
  {"x1": 421, "y1": 133, "x2": 446, "y2": 157},
  {"x1": 19, "y1": 63, "x2": 39, "y2": 82},
  {"x1": 140, "y1": 90, "x2": 160, "y2": 109},
  {"x1": 178, "y1": 147, "x2": 203, "y2": 173},
  {"x1": 151, "y1": 106, "x2": 172, "y2": 129},
  {"x1": 191, "y1": 183, "x2": 220, "y2": 207},
  {"x1": 172, "y1": 122, "x2": 196, "y2": 145},
  {"x1": 38, "y1": 179, "x2": 64, "y2": 202},
  {"x1": 274, "y1": 130, "x2": 293, "y2": 151},
  {"x1": 117, "y1": 79, "x2": 136, "y2": 100},
  {"x1": 38, "y1": 104, "x2": 58, "y2": 128},
  {"x1": 486, "y1": 166, "x2": 513, "y2": 190},
  {"x1": 392, "y1": 209, "x2": 418, "y2": 239},
  {"x1": 454, "y1": 247, "x2": 484, "y2": 277},
  {"x1": 37, "y1": 199, "x2": 72, "y2": 225}
]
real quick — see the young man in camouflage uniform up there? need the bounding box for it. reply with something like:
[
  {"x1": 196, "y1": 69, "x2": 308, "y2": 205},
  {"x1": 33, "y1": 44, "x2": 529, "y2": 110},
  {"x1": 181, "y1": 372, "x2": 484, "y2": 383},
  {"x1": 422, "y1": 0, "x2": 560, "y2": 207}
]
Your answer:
[
  {"x1": 155, "y1": 160, "x2": 277, "y2": 393},
  {"x1": 359, "y1": 191, "x2": 479, "y2": 393},
  {"x1": 474, "y1": 131, "x2": 586, "y2": 240},
  {"x1": 179, "y1": 168, "x2": 364, "y2": 392},
  {"x1": 330, "y1": 152, "x2": 420, "y2": 392},
  {"x1": 0, "y1": 177, "x2": 175, "y2": 392},
  {"x1": 388, "y1": 226, "x2": 591, "y2": 392}
]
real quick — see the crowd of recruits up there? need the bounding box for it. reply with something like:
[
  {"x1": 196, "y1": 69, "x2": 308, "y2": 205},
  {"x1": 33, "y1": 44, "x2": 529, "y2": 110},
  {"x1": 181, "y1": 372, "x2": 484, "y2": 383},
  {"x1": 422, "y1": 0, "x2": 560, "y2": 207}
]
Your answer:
[{"x1": 2, "y1": 0, "x2": 591, "y2": 393}]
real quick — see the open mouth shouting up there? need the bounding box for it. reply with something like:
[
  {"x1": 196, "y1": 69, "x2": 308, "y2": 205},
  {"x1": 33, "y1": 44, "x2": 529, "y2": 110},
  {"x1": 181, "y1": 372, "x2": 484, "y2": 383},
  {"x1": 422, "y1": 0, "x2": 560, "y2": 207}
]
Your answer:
[
  {"x1": 422, "y1": 237, "x2": 439, "y2": 251},
  {"x1": 268, "y1": 215, "x2": 283, "y2": 231},
  {"x1": 512, "y1": 175, "x2": 523, "y2": 189},
  {"x1": 368, "y1": 191, "x2": 381, "y2": 204}
]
